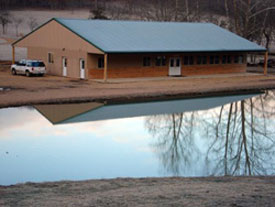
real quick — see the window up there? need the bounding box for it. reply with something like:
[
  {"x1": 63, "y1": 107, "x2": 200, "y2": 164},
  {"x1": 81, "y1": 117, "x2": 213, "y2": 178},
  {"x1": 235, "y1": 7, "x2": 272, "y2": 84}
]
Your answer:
[
  {"x1": 222, "y1": 55, "x2": 227, "y2": 64},
  {"x1": 239, "y1": 55, "x2": 244, "y2": 64},
  {"x1": 227, "y1": 55, "x2": 232, "y2": 64},
  {"x1": 176, "y1": 58, "x2": 180, "y2": 67},
  {"x1": 189, "y1": 56, "x2": 194, "y2": 65},
  {"x1": 210, "y1": 56, "x2": 220, "y2": 64},
  {"x1": 215, "y1": 56, "x2": 220, "y2": 64},
  {"x1": 81, "y1": 60, "x2": 85, "y2": 69},
  {"x1": 32, "y1": 62, "x2": 45, "y2": 67},
  {"x1": 155, "y1": 56, "x2": 166, "y2": 66},
  {"x1": 19, "y1": 59, "x2": 26, "y2": 66},
  {"x1": 234, "y1": 55, "x2": 239, "y2": 63},
  {"x1": 184, "y1": 56, "x2": 194, "y2": 65},
  {"x1": 170, "y1": 58, "x2": 174, "y2": 67},
  {"x1": 48, "y1": 53, "x2": 54, "y2": 63},
  {"x1": 162, "y1": 57, "x2": 167, "y2": 66},
  {"x1": 202, "y1": 56, "x2": 207, "y2": 64},
  {"x1": 143, "y1": 57, "x2": 151, "y2": 67},
  {"x1": 156, "y1": 56, "x2": 161, "y2": 66},
  {"x1": 184, "y1": 56, "x2": 189, "y2": 65},
  {"x1": 210, "y1": 56, "x2": 214, "y2": 64},
  {"x1": 197, "y1": 56, "x2": 202, "y2": 65},
  {"x1": 98, "y1": 57, "x2": 104, "y2": 68},
  {"x1": 63, "y1": 58, "x2": 67, "y2": 67},
  {"x1": 197, "y1": 56, "x2": 207, "y2": 64}
]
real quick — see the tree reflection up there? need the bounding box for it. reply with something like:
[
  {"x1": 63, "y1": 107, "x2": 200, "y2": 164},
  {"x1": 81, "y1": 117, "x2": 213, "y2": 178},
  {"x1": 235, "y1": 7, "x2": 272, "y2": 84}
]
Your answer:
[
  {"x1": 204, "y1": 91, "x2": 275, "y2": 176},
  {"x1": 145, "y1": 112, "x2": 198, "y2": 175},
  {"x1": 146, "y1": 91, "x2": 275, "y2": 176}
]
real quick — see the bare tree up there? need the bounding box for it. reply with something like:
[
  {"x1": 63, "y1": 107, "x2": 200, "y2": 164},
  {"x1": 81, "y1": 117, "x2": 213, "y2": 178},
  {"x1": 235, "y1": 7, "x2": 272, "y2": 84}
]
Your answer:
[
  {"x1": 225, "y1": 0, "x2": 275, "y2": 43},
  {"x1": 108, "y1": 4, "x2": 128, "y2": 20},
  {"x1": 154, "y1": 0, "x2": 174, "y2": 21},
  {"x1": 136, "y1": 0, "x2": 174, "y2": 21},
  {"x1": 175, "y1": 0, "x2": 179, "y2": 21},
  {"x1": 262, "y1": 9, "x2": 275, "y2": 50},
  {"x1": 184, "y1": 0, "x2": 190, "y2": 21},
  {"x1": 13, "y1": 17, "x2": 22, "y2": 36},
  {"x1": 0, "y1": 10, "x2": 11, "y2": 34},
  {"x1": 28, "y1": 17, "x2": 38, "y2": 31},
  {"x1": 88, "y1": 0, "x2": 108, "y2": 20}
]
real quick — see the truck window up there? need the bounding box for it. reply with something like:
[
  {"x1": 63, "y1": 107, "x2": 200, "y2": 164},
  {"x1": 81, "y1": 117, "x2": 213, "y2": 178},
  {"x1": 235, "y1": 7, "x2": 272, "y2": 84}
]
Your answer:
[{"x1": 31, "y1": 62, "x2": 45, "y2": 67}]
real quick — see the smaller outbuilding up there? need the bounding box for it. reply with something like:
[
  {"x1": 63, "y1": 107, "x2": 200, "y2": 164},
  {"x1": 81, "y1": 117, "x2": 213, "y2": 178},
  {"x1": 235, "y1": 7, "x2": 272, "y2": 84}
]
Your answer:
[{"x1": 12, "y1": 18, "x2": 268, "y2": 80}]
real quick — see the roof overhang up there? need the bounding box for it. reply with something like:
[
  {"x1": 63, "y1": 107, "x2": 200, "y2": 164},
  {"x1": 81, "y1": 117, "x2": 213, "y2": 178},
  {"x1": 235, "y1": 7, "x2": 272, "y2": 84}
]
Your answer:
[{"x1": 105, "y1": 49, "x2": 267, "y2": 54}]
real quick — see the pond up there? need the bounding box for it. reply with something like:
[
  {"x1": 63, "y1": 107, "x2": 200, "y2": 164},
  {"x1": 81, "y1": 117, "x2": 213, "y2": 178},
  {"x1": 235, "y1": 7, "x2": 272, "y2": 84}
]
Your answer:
[{"x1": 1, "y1": 91, "x2": 275, "y2": 185}]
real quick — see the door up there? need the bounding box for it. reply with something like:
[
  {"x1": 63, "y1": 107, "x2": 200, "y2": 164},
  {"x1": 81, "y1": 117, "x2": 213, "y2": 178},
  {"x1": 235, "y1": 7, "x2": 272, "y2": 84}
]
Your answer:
[
  {"x1": 62, "y1": 57, "x2": 67, "y2": 77},
  {"x1": 169, "y1": 57, "x2": 181, "y2": 76},
  {"x1": 80, "y1": 59, "x2": 85, "y2": 79}
]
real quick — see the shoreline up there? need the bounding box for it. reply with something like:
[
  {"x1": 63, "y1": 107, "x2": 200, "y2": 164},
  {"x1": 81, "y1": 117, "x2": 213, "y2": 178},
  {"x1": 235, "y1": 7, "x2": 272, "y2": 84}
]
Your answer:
[
  {"x1": 0, "y1": 87, "x2": 270, "y2": 109},
  {"x1": 1, "y1": 176, "x2": 275, "y2": 206},
  {"x1": 1, "y1": 69, "x2": 275, "y2": 108}
]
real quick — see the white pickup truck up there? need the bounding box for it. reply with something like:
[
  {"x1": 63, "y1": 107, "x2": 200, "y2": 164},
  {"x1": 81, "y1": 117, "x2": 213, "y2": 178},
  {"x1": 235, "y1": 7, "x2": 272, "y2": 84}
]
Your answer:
[{"x1": 11, "y1": 59, "x2": 46, "y2": 77}]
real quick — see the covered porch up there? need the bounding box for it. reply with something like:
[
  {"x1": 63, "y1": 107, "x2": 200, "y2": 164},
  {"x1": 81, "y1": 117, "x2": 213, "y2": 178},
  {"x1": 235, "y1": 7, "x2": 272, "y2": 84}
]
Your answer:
[{"x1": 86, "y1": 51, "x2": 269, "y2": 81}]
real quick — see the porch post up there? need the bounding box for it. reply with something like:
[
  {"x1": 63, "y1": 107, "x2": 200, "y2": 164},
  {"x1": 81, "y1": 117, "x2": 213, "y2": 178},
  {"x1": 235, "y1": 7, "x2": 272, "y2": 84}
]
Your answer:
[
  {"x1": 264, "y1": 51, "x2": 268, "y2": 76},
  {"x1": 104, "y1": 53, "x2": 108, "y2": 82},
  {"x1": 12, "y1": 45, "x2": 15, "y2": 64}
]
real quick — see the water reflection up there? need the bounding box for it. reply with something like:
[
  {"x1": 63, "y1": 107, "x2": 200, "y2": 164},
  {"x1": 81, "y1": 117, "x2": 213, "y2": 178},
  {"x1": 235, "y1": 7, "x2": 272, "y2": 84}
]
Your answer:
[
  {"x1": 146, "y1": 113, "x2": 198, "y2": 175},
  {"x1": 146, "y1": 91, "x2": 275, "y2": 176},
  {"x1": 203, "y1": 91, "x2": 275, "y2": 176},
  {"x1": 1, "y1": 92, "x2": 275, "y2": 185},
  {"x1": 34, "y1": 94, "x2": 257, "y2": 124}
]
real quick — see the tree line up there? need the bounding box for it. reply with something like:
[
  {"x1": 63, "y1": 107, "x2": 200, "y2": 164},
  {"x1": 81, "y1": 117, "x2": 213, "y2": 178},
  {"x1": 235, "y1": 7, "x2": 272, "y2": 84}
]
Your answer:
[
  {"x1": 0, "y1": 0, "x2": 96, "y2": 10},
  {"x1": 90, "y1": 0, "x2": 275, "y2": 49},
  {"x1": 1, "y1": 0, "x2": 275, "y2": 49}
]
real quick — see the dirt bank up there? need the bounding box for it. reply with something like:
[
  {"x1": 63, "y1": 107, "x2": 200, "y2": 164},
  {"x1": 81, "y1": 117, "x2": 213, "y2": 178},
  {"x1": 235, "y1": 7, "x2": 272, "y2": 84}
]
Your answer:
[
  {"x1": 1, "y1": 176, "x2": 275, "y2": 207},
  {"x1": 1, "y1": 69, "x2": 275, "y2": 108}
]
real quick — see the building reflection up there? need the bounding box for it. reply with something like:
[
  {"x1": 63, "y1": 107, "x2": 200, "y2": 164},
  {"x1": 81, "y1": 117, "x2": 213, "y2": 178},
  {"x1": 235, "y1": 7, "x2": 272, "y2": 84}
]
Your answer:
[
  {"x1": 146, "y1": 91, "x2": 275, "y2": 176},
  {"x1": 33, "y1": 90, "x2": 275, "y2": 176},
  {"x1": 34, "y1": 94, "x2": 256, "y2": 125}
]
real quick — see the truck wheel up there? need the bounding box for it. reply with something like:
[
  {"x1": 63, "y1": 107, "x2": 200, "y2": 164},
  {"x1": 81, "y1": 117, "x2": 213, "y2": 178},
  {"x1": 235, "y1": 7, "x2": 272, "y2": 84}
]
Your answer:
[
  {"x1": 26, "y1": 70, "x2": 31, "y2": 77},
  {"x1": 12, "y1": 69, "x2": 17, "y2": 75}
]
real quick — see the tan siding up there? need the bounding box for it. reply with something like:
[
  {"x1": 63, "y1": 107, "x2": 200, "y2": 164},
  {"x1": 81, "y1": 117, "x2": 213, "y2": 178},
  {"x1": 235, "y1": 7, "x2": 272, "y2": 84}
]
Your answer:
[
  {"x1": 34, "y1": 102, "x2": 103, "y2": 124},
  {"x1": 28, "y1": 47, "x2": 88, "y2": 78},
  {"x1": 14, "y1": 20, "x2": 103, "y2": 54}
]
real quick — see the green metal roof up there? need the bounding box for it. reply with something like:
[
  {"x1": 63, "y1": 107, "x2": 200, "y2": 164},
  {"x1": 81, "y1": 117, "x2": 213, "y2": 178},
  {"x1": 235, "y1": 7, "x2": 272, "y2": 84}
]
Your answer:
[
  {"x1": 14, "y1": 18, "x2": 266, "y2": 53},
  {"x1": 55, "y1": 18, "x2": 266, "y2": 53}
]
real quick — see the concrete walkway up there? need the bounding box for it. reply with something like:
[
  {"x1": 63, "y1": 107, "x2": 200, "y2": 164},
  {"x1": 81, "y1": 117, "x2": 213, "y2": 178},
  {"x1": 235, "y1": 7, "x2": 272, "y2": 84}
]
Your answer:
[{"x1": 93, "y1": 72, "x2": 263, "y2": 83}]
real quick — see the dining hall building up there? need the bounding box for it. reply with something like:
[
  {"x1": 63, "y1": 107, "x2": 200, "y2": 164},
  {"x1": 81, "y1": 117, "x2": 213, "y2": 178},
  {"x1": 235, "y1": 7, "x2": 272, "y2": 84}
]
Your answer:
[{"x1": 12, "y1": 18, "x2": 267, "y2": 80}]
